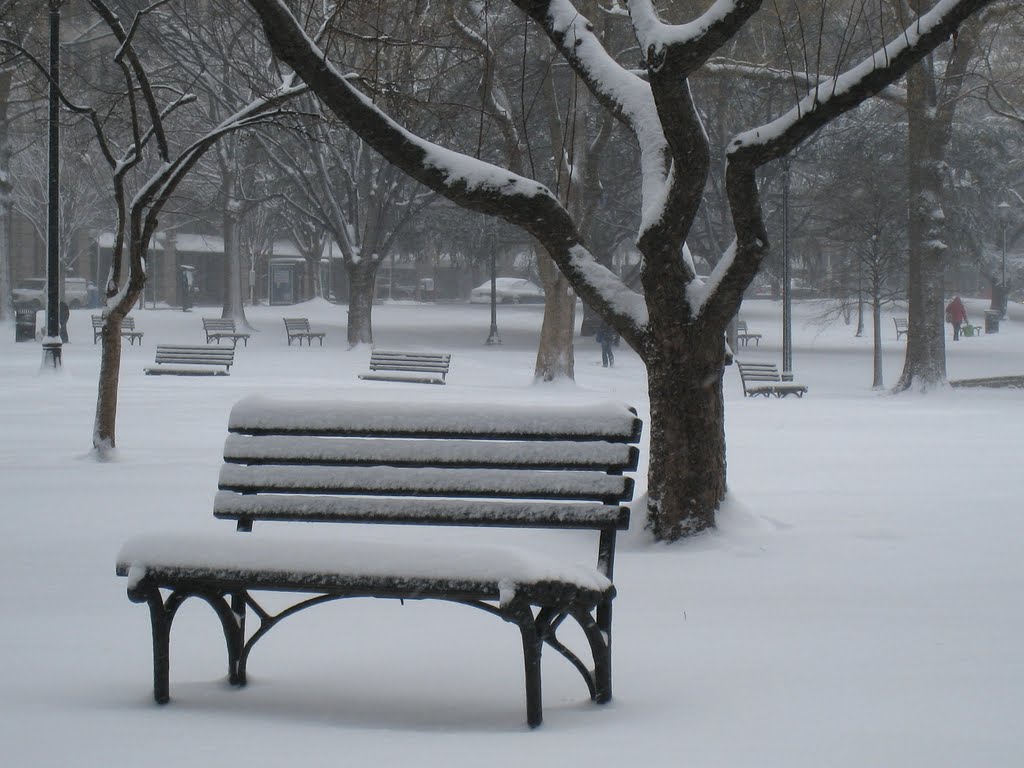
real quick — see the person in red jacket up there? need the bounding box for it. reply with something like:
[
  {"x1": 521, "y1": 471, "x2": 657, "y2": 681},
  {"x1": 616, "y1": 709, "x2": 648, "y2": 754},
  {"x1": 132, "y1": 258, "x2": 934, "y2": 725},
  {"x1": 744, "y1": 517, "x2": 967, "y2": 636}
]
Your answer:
[{"x1": 945, "y1": 295, "x2": 968, "y2": 341}]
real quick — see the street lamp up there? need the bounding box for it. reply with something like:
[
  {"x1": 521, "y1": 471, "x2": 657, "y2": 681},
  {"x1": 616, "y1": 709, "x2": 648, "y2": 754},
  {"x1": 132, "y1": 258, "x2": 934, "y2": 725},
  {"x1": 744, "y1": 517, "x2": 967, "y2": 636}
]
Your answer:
[
  {"x1": 781, "y1": 158, "x2": 792, "y2": 376},
  {"x1": 997, "y1": 201, "x2": 1011, "y2": 320},
  {"x1": 42, "y1": 0, "x2": 62, "y2": 369},
  {"x1": 486, "y1": 248, "x2": 501, "y2": 345}
]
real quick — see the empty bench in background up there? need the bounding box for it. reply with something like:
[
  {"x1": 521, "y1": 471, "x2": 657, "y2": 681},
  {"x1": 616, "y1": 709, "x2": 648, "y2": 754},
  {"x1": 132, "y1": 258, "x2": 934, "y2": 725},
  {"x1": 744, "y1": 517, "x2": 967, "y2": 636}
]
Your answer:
[
  {"x1": 115, "y1": 396, "x2": 642, "y2": 727},
  {"x1": 202, "y1": 317, "x2": 251, "y2": 347},
  {"x1": 737, "y1": 360, "x2": 808, "y2": 398},
  {"x1": 358, "y1": 349, "x2": 451, "y2": 384},
  {"x1": 283, "y1": 317, "x2": 326, "y2": 346},
  {"x1": 144, "y1": 344, "x2": 234, "y2": 376},
  {"x1": 736, "y1": 319, "x2": 762, "y2": 347},
  {"x1": 92, "y1": 315, "x2": 144, "y2": 345},
  {"x1": 893, "y1": 317, "x2": 909, "y2": 340}
]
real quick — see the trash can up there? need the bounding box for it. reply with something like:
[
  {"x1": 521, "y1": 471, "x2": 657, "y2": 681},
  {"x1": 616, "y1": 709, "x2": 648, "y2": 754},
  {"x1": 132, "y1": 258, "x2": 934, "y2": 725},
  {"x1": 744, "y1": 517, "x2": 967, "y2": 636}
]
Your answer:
[
  {"x1": 984, "y1": 310, "x2": 1000, "y2": 334},
  {"x1": 15, "y1": 308, "x2": 37, "y2": 342}
]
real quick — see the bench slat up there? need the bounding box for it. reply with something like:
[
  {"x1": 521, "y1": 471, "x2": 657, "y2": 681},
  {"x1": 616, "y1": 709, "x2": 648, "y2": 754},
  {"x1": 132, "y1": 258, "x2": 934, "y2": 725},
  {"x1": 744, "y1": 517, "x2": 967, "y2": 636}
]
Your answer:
[
  {"x1": 218, "y1": 464, "x2": 633, "y2": 502},
  {"x1": 223, "y1": 434, "x2": 639, "y2": 471},
  {"x1": 228, "y1": 396, "x2": 641, "y2": 441},
  {"x1": 214, "y1": 491, "x2": 630, "y2": 529}
]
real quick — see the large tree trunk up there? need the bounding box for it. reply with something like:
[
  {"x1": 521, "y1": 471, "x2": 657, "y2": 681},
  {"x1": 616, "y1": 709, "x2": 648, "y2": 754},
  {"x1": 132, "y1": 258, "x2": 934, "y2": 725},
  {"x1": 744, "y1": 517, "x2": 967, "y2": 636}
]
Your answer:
[
  {"x1": 895, "y1": 62, "x2": 947, "y2": 390},
  {"x1": 346, "y1": 260, "x2": 378, "y2": 346},
  {"x1": 872, "y1": 279, "x2": 883, "y2": 389},
  {"x1": 93, "y1": 317, "x2": 125, "y2": 450},
  {"x1": 221, "y1": 192, "x2": 250, "y2": 326},
  {"x1": 535, "y1": 253, "x2": 577, "y2": 381},
  {"x1": 644, "y1": 327, "x2": 728, "y2": 540}
]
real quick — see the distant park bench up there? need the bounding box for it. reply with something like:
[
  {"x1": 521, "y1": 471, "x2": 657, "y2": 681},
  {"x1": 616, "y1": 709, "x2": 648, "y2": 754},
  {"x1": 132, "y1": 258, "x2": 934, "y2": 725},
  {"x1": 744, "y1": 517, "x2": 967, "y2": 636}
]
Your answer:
[
  {"x1": 92, "y1": 315, "x2": 144, "y2": 345},
  {"x1": 358, "y1": 349, "x2": 451, "y2": 384},
  {"x1": 737, "y1": 360, "x2": 808, "y2": 398},
  {"x1": 736, "y1": 320, "x2": 762, "y2": 347},
  {"x1": 144, "y1": 344, "x2": 234, "y2": 376},
  {"x1": 283, "y1": 317, "x2": 326, "y2": 346},
  {"x1": 893, "y1": 317, "x2": 909, "y2": 340},
  {"x1": 203, "y1": 317, "x2": 250, "y2": 347},
  {"x1": 115, "y1": 396, "x2": 643, "y2": 727}
]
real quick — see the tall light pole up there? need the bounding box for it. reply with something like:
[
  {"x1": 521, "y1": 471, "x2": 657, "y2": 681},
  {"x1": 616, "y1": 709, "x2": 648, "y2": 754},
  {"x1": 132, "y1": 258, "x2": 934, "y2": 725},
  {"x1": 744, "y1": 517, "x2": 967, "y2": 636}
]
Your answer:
[
  {"x1": 781, "y1": 158, "x2": 792, "y2": 376},
  {"x1": 486, "y1": 243, "x2": 500, "y2": 345},
  {"x1": 997, "y1": 201, "x2": 1010, "y2": 320},
  {"x1": 42, "y1": 0, "x2": 62, "y2": 368}
]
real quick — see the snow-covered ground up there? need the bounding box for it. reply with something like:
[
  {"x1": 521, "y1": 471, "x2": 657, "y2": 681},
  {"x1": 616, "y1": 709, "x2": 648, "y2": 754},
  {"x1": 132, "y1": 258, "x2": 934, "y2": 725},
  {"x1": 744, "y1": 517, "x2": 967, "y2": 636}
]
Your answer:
[{"x1": 1, "y1": 296, "x2": 1021, "y2": 767}]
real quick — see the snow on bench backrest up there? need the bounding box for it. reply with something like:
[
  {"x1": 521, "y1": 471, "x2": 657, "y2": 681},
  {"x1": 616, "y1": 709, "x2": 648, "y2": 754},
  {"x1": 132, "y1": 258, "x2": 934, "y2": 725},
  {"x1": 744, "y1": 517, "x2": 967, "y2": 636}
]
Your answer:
[{"x1": 216, "y1": 396, "x2": 641, "y2": 530}]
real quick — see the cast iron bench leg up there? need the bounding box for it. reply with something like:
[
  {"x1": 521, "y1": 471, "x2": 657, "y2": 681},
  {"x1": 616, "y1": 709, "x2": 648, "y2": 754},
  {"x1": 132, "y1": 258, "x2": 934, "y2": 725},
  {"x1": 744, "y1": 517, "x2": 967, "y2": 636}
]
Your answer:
[{"x1": 507, "y1": 598, "x2": 544, "y2": 727}]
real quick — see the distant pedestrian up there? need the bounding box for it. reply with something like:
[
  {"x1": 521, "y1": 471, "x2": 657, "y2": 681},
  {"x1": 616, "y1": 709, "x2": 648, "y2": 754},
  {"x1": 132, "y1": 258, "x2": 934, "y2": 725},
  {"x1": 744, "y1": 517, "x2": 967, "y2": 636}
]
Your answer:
[
  {"x1": 945, "y1": 295, "x2": 968, "y2": 341},
  {"x1": 59, "y1": 300, "x2": 70, "y2": 343},
  {"x1": 596, "y1": 322, "x2": 618, "y2": 367}
]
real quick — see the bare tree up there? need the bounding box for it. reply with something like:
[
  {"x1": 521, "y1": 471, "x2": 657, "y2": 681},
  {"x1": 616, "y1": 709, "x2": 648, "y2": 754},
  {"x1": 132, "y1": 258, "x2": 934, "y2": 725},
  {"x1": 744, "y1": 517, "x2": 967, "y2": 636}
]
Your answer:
[
  {"x1": 7, "y1": 0, "x2": 305, "y2": 451},
  {"x1": 10, "y1": 137, "x2": 107, "y2": 293},
  {"x1": 245, "y1": 0, "x2": 996, "y2": 540}
]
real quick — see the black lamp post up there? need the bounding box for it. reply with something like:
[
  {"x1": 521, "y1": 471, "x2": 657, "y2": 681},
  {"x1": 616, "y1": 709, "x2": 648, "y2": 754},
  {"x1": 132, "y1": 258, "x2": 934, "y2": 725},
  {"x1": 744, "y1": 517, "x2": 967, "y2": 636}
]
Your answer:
[
  {"x1": 42, "y1": 0, "x2": 62, "y2": 368},
  {"x1": 486, "y1": 240, "x2": 500, "y2": 345},
  {"x1": 781, "y1": 158, "x2": 792, "y2": 376},
  {"x1": 997, "y1": 201, "x2": 1010, "y2": 320}
]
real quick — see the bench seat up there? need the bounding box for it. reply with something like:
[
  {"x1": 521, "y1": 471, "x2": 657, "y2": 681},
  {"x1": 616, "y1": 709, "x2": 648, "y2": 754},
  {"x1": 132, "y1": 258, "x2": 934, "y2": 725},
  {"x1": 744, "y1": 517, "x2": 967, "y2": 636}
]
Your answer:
[{"x1": 117, "y1": 533, "x2": 613, "y2": 604}]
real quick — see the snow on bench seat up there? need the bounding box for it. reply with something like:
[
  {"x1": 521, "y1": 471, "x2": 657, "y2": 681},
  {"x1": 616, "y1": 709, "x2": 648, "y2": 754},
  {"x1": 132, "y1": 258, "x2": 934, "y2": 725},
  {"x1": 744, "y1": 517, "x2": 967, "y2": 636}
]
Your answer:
[{"x1": 117, "y1": 533, "x2": 612, "y2": 604}]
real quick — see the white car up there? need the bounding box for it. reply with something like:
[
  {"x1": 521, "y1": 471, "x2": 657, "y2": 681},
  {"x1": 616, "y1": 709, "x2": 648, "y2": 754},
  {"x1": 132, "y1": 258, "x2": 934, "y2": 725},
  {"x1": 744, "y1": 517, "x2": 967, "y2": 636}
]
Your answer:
[
  {"x1": 469, "y1": 277, "x2": 545, "y2": 304},
  {"x1": 13, "y1": 277, "x2": 94, "y2": 310}
]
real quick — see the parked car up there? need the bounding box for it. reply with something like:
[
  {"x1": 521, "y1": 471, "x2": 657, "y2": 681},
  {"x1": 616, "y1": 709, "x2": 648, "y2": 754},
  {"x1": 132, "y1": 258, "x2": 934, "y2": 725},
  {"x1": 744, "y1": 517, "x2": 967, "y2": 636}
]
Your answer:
[
  {"x1": 13, "y1": 277, "x2": 95, "y2": 311},
  {"x1": 469, "y1": 277, "x2": 545, "y2": 304}
]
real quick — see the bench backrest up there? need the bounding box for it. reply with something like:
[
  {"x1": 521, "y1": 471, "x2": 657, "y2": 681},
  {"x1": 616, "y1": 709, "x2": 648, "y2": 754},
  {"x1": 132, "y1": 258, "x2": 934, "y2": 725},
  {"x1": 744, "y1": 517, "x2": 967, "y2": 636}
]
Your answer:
[
  {"x1": 737, "y1": 361, "x2": 782, "y2": 383},
  {"x1": 368, "y1": 350, "x2": 451, "y2": 374},
  {"x1": 894, "y1": 318, "x2": 908, "y2": 329},
  {"x1": 737, "y1": 320, "x2": 749, "y2": 332},
  {"x1": 203, "y1": 317, "x2": 237, "y2": 332},
  {"x1": 155, "y1": 344, "x2": 234, "y2": 367},
  {"x1": 215, "y1": 397, "x2": 642, "y2": 576},
  {"x1": 93, "y1": 315, "x2": 136, "y2": 330},
  {"x1": 284, "y1": 318, "x2": 311, "y2": 333}
]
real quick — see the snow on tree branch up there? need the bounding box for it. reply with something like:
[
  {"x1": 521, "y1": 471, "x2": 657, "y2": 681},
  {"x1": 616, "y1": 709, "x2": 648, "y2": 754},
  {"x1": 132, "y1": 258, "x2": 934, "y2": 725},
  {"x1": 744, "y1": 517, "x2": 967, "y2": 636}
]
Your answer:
[
  {"x1": 727, "y1": 0, "x2": 996, "y2": 168},
  {"x1": 628, "y1": 0, "x2": 761, "y2": 75}
]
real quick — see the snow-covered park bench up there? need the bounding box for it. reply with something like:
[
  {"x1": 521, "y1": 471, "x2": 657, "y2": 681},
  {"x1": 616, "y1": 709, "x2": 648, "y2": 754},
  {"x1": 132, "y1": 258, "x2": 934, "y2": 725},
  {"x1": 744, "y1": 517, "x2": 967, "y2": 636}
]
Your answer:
[
  {"x1": 358, "y1": 349, "x2": 451, "y2": 384},
  {"x1": 737, "y1": 360, "x2": 808, "y2": 398},
  {"x1": 283, "y1": 317, "x2": 326, "y2": 346},
  {"x1": 736, "y1": 319, "x2": 762, "y2": 347},
  {"x1": 893, "y1": 317, "x2": 909, "y2": 340},
  {"x1": 91, "y1": 314, "x2": 144, "y2": 345},
  {"x1": 115, "y1": 396, "x2": 642, "y2": 728},
  {"x1": 202, "y1": 317, "x2": 250, "y2": 347},
  {"x1": 144, "y1": 344, "x2": 234, "y2": 376}
]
